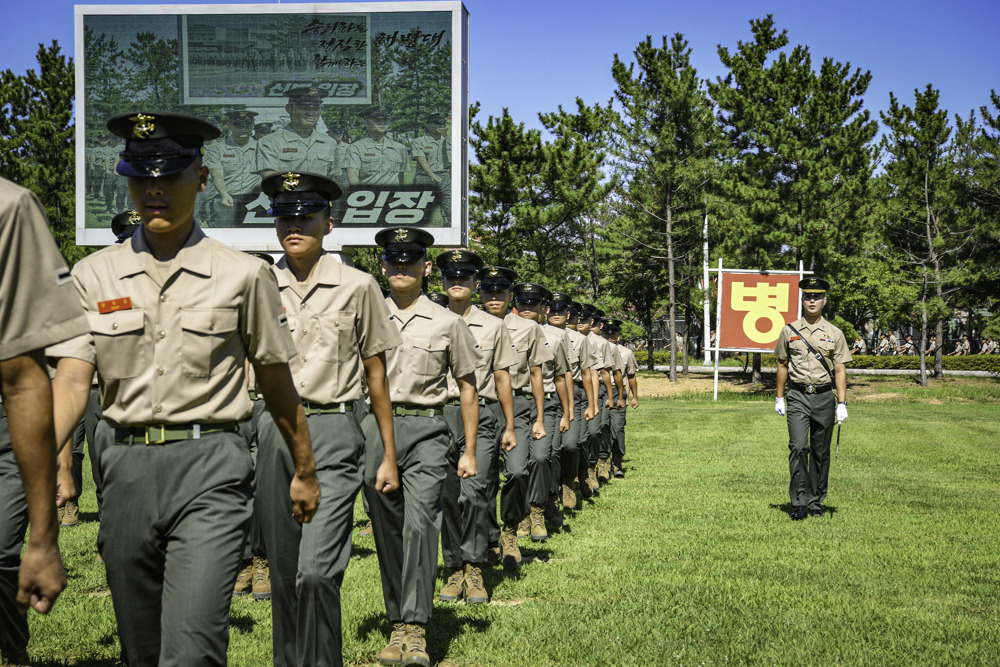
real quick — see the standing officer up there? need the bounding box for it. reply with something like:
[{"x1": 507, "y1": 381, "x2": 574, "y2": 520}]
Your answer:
[
  {"x1": 258, "y1": 172, "x2": 401, "y2": 666},
  {"x1": 205, "y1": 109, "x2": 261, "y2": 227},
  {"x1": 367, "y1": 227, "x2": 480, "y2": 667},
  {"x1": 1, "y1": 176, "x2": 89, "y2": 667},
  {"x1": 344, "y1": 106, "x2": 409, "y2": 187},
  {"x1": 255, "y1": 88, "x2": 341, "y2": 181},
  {"x1": 774, "y1": 277, "x2": 852, "y2": 520},
  {"x1": 49, "y1": 111, "x2": 321, "y2": 665},
  {"x1": 436, "y1": 250, "x2": 517, "y2": 604},
  {"x1": 513, "y1": 284, "x2": 571, "y2": 534},
  {"x1": 560, "y1": 300, "x2": 597, "y2": 507},
  {"x1": 410, "y1": 113, "x2": 451, "y2": 225}
]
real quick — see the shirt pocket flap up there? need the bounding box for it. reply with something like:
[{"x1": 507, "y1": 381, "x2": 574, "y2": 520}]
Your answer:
[
  {"x1": 181, "y1": 308, "x2": 240, "y2": 335},
  {"x1": 412, "y1": 336, "x2": 448, "y2": 353},
  {"x1": 88, "y1": 309, "x2": 145, "y2": 336}
]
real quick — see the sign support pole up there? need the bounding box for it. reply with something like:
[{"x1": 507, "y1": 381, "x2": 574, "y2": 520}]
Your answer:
[{"x1": 713, "y1": 258, "x2": 723, "y2": 401}]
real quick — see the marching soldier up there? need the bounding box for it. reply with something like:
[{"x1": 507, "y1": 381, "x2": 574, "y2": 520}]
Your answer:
[
  {"x1": 49, "y1": 111, "x2": 321, "y2": 665},
  {"x1": 436, "y1": 250, "x2": 517, "y2": 605},
  {"x1": 588, "y1": 310, "x2": 619, "y2": 485},
  {"x1": 344, "y1": 106, "x2": 408, "y2": 187},
  {"x1": 257, "y1": 172, "x2": 401, "y2": 666},
  {"x1": 603, "y1": 320, "x2": 638, "y2": 477},
  {"x1": 774, "y1": 277, "x2": 851, "y2": 520},
  {"x1": 366, "y1": 227, "x2": 480, "y2": 667},
  {"x1": 575, "y1": 305, "x2": 612, "y2": 496},
  {"x1": 255, "y1": 88, "x2": 341, "y2": 181}
]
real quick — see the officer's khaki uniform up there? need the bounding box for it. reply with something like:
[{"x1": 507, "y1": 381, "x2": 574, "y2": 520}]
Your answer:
[
  {"x1": 204, "y1": 134, "x2": 260, "y2": 227},
  {"x1": 410, "y1": 132, "x2": 451, "y2": 223},
  {"x1": 498, "y1": 313, "x2": 553, "y2": 526},
  {"x1": 363, "y1": 295, "x2": 478, "y2": 625},
  {"x1": 611, "y1": 344, "x2": 638, "y2": 469},
  {"x1": 774, "y1": 317, "x2": 852, "y2": 511},
  {"x1": 563, "y1": 327, "x2": 595, "y2": 488},
  {"x1": 441, "y1": 306, "x2": 516, "y2": 569},
  {"x1": 258, "y1": 253, "x2": 400, "y2": 667},
  {"x1": 539, "y1": 323, "x2": 572, "y2": 504},
  {"x1": 586, "y1": 331, "x2": 613, "y2": 465},
  {"x1": 0, "y1": 178, "x2": 89, "y2": 658},
  {"x1": 255, "y1": 127, "x2": 340, "y2": 180},
  {"x1": 51, "y1": 224, "x2": 296, "y2": 666},
  {"x1": 343, "y1": 136, "x2": 409, "y2": 186}
]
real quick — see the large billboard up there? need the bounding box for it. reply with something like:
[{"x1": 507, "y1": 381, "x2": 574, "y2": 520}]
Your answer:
[
  {"x1": 75, "y1": 2, "x2": 469, "y2": 250},
  {"x1": 718, "y1": 272, "x2": 802, "y2": 352}
]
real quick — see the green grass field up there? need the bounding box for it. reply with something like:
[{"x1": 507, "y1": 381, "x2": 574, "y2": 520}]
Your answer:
[{"x1": 23, "y1": 384, "x2": 1000, "y2": 666}]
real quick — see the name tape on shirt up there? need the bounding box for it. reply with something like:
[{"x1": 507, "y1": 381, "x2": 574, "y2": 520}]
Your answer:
[
  {"x1": 98, "y1": 297, "x2": 133, "y2": 314},
  {"x1": 278, "y1": 313, "x2": 289, "y2": 327},
  {"x1": 790, "y1": 336, "x2": 801, "y2": 341},
  {"x1": 55, "y1": 268, "x2": 73, "y2": 286}
]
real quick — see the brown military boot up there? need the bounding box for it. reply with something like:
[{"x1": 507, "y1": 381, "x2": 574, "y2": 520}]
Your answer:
[
  {"x1": 464, "y1": 563, "x2": 488, "y2": 604},
  {"x1": 562, "y1": 483, "x2": 578, "y2": 510},
  {"x1": 486, "y1": 541, "x2": 502, "y2": 567},
  {"x1": 378, "y1": 622, "x2": 406, "y2": 666},
  {"x1": 544, "y1": 495, "x2": 563, "y2": 528},
  {"x1": 597, "y1": 458, "x2": 611, "y2": 484},
  {"x1": 529, "y1": 505, "x2": 548, "y2": 542},
  {"x1": 401, "y1": 623, "x2": 430, "y2": 667},
  {"x1": 587, "y1": 466, "x2": 601, "y2": 495},
  {"x1": 516, "y1": 515, "x2": 530, "y2": 538},
  {"x1": 251, "y1": 556, "x2": 271, "y2": 600},
  {"x1": 61, "y1": 499, "x2": 81, "y2": 527},
  {"x1": 232, "y1": 559, "x2": 253, "y2": 596},
  {"x1": 579, "y1": 475, "x2": 593, "y2": 499},
  {"x1": 439, "y1": 567, "x2": 464, "y2": 602},
  {"x1": 500, "y1": 525, "x2": 521, "y2": 567},
  {"x1": 360, "y1": 519, "x2": 374, "y2": 537}
]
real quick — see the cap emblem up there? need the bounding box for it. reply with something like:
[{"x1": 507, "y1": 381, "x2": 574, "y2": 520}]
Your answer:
[
  {"x1": 489, "y1": 268, "x2": 499, "y2": 277},
  {"x1": 127, "y1": 210, "x2": 142, "y2": 225},
  {"x1": 394, "y1": 228, "x2": 408, "y2": 242},
  {"x1": 451, "y1": 250, "x2": 463, "y2": 262},
  {"x1": 129, "y1": 113, "x2": 156, "y2": 139},
  {"x1": 281, "y1": 172, "x2": 301, "y2": 191}
]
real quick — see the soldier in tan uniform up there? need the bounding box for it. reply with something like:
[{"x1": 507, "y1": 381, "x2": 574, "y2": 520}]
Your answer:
[
  {"x1": 512, "y1": 284, "x2": 571, "y2": 535},
  {"x1": 367, "y1": 227, "x2": 480, "y2": 667},
  {"x1": 603, "y1": 320, "x2": 638, "y2": 477},
  {"x1": 479, "y1": 268, "x2": 552, "y2": 564},
  {"x1": 593, "y1": 312, "x2": 624, "y2": 484},
  {"x1": 258, "y1": 172, "x2": 401, "y2": 667},
  {"x1": 774, "y1": 277, "x2": 851, "y2": 520},
  {"x1": 1, "y1": 177, "x2": 89, "y2": 667},
  {"x1": 205, "y1": 109, "x2": 261, "y2": 227},
  {"x1": 410, "y1": 113, "x2": 451, "y2": 225},
  {"x1": 48, "y1": 111, "x2": 321, "y2": 666},
  {"x1": 561, "y1": 300, "x2": 597, "y2": 506},
  {"x1": 436, "y1": 250, "x2": 517, "y2": 605},
  {"x1": 344, "y1": 106, "x2": 409, "y2": 187},
  {"x1": 255, "y1": 88, "x2": 341, "y2": 181},
  {"x1": 579, "y1": 307, "x2": 615, "y2": 489}
]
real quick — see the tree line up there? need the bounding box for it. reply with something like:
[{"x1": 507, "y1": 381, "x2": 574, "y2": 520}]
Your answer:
[{"x1": 3, "y1": 16, "x2": 999, "y2": 385}]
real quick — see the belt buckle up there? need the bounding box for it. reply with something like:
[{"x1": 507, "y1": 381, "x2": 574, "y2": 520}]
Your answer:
[
  {"x1": 805, "y1": 385, "x2": 816, "y2": 394},
  {"x1": 146, "y1": 425, "x2": 166, "y2": 444}
]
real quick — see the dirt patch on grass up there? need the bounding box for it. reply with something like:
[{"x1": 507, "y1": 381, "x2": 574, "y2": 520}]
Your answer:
[{"x1": 855, "y1": 392, "x2": 902, "y2": 401}]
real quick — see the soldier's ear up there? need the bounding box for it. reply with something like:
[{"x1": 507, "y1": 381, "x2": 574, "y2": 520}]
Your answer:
[{"x1": 422, "y1": 260, "x2": 433, "y2": 278}]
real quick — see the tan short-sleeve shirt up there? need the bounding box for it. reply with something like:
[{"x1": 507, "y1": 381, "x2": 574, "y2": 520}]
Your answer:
[
  {"x1": 564, "y1": 327, "x2": 595, "y2": 382},
  {"x1": 273, "y1": 253, "x2": 400, "y2": 403},
  {"x1": 620, "y1": 346, "x2": 639, "y2": 377},
  {"x1": 503, "y1": 313, "x2": 554, "y2": 392},
  {"x1": 774, "y1": 316, "x2": 852, "y2": 385},
  {"x1": 587, "y1": 331, "x2": 612, "y2": 371},
  {"x1": 385, "y1": 294, "x2": 479, "y2": 406},
  {"x1": 0, "y1": 178, "x2": 89, "y2": 361},
  {"x1": 540, "y1": 323, "x2": 572, "y2": 393},
  {"x1": 447, "y1": 305, "x2": 518, "y2": 402},
  {"x1": 205, "y1": 135, "x2": 261, "y2": 196},
  {"x1": 254, "y1": 127, "x2": 339, "y2": 179},
  {"x1": 50, "y1": 225, "x2": 296, "y2": 426}
]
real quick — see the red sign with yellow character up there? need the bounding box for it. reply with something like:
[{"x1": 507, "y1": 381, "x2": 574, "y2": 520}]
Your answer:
[{"x1": 719, "y1": 273, "x2": 800, "y2": 351}]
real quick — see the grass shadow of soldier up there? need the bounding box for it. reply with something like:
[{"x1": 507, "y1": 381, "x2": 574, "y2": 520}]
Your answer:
[{"x1": 769, "y1": 502, "x2": 838, "y2": 519}]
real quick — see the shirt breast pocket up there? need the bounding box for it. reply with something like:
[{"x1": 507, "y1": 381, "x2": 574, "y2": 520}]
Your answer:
[
  {"x1": 476, "y1": 341, "x2": 495, "y2": 371},
  {"x1": 319, "y1": 310, "x2": 356, "y2": 363},
  {"x1": 411, "y1": 336, "x2": 449, "y2": 378},
  {"x1": 180, "y1": 308, "x2": 240, "y2": 378},
  {"x1": 89, "y1": 310, "x2": 146, "y2": 380}
]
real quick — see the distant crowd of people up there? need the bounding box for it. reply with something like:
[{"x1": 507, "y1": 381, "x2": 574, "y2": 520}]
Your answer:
[{"x1": 849, "y1": 332, "x2": 998, "y2": 356}]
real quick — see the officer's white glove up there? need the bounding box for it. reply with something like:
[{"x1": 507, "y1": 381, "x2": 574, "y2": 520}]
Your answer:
[
  {"x1": 836, "y1": 402, "x2": 848, "y2": 424},
  {"x1": 775, "y1": 397, "x2": 786, "y2": 416}
]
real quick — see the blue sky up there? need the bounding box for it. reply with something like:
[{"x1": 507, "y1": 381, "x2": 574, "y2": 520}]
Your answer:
[{"x1": 3, "y1": 0, "x2": 998, "y2": 132}]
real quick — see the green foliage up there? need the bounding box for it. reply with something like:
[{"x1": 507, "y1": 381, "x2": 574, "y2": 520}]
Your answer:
[{"x1": 846, "y1": 354, "x2": 1000, "y2": 372}]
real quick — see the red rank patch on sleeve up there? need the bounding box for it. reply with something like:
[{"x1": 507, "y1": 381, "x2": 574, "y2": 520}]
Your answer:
[
  {"x1": 98, "y1": 297, "x2": 133, "y2": 314},
  {"x1": 790, "y1": 336, "x2": 801, "y2": 341}
]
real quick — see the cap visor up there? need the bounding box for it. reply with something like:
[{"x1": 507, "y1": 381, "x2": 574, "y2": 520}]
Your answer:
[{"x1": 116, "y1": 156, "x2": 196, "y2": 178}]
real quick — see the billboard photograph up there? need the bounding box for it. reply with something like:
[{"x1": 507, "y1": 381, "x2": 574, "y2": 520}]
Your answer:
[{"x1": 75, "y1": 2, "x2": 469, "y2": 250}]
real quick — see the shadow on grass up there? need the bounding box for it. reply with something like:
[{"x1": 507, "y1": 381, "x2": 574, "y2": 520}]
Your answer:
[
  {"x1": 350, "y1": 544, "x2": 375, "y2": 559},
  {"x1": 355, "y1": 609, "x2": 491, "y2": 666},
  {"x1": 229, "y1": 608, "x2": 257, "y2": 634},
  {"x1": 768, "y1": 502, "x2": 839, "y2": 519}
]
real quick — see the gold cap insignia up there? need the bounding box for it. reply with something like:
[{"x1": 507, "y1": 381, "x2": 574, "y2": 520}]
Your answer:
[
  {"x1": 451, "y1": 250, "x2": 463, "y2": 262},
  {"x1": 127, "y1": 210, "x2": 142, "y2": 225},
  {"x1": 394, "y1": 228, "x2": 409, "y2": 243},
  {"x1": 489, "y1": 268, "x2": 499, "y2": 277},
  {"x1": 282, "y1": 172, "x2": 301, "y2": 191},
  {"x1": 130, "y1": 113, "x2": 156, "y2": 139}
]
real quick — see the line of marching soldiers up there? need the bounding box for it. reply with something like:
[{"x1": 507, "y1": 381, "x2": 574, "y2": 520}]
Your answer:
[{"x1": 0, "y1": 111, "x2": 637, "y2": 667}]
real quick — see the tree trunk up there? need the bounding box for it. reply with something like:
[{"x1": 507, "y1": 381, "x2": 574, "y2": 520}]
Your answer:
[
  {"x1": 683, "y1": 306, "x2": 691, "y2": 374},
  {"x1": 918, "y1": 275, "x2": 928, "y2": 387},
  {"x1": 666, "y1": 201, "x2": 677, "y2": 383},
  {"x1": 934, "y1": 318, "x2": 944, "y2": 378}
]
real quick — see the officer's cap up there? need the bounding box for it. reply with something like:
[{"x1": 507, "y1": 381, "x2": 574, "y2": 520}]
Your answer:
[
  {"x1": 567, "y1": 301, "x2": 583, "y2": 317},
  {"x1": 548, "y1": 291, "x2": 573, "y2": 311},
  {"x1": 363, "y1": 105, "x2": 393, "y2": 122},
  {"x1": 286, "y1": 87, "x2": 326, "y2": 108},
  {"x1": 262, "y1": 171, "x2": 342, "y2": 217},
  {"x1": 227, "y1": 110, "x2": 258, "y2": 126},
  {"x1": 799, "y1": 277, "x2": 830, "y2": 294},
  {"x1": 578, "y1": 303, "x2": 595, "y2": 320},
  {"x1": 427, "y1": 292, "x2": 450, "y2": 308},
  {"x1": 245, "y1": 251, "x2": 275, "y2": 266},
  {"x1": 478, "y1": 266, "x2": 517, "y2": 290},
  {"x1": 108, "y1": 111, "x2": 220, "y2": 178},
  {"x1": 425, "y1": 113, "x2": 448, "y2": 126},
  {"x1": 254, "y1": 122, "x2": 274, "y2": 134},
  {"x1": 111, "y1": 210, "x2": 142, "y2": 241},
  {"x1": 591, "y1": 308, "x2": 606, "y2": 324},
  {"x1": 437, "y1": 249, "x2": 484, "y2": 277},
  {"x1": 604, "y1": 319, "x2": 623, "y2": 334},
  {"x1": 511, "y1": 283, "x2": 552, "y2": 305},
  {"x1": 375, "y1": 226, "x2": 435, "y2": 262}
]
